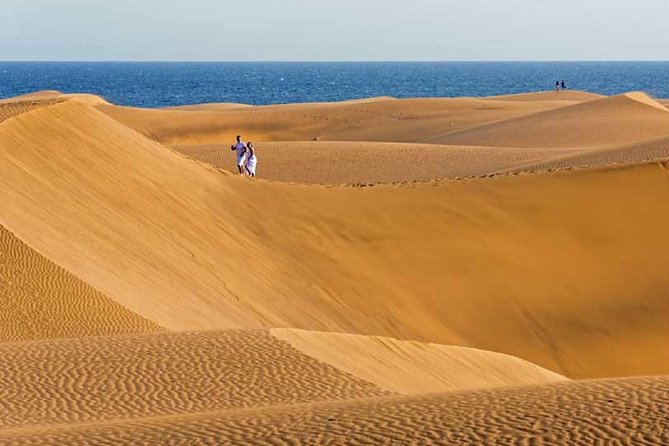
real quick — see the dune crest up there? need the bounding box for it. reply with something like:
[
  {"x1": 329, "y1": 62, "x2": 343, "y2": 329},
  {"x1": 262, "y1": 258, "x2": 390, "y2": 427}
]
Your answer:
[
  {"x1": 436, "y1": 93, "x2": 669, "y2": 148},
  {"x1": 271, "y1": 329, "x2": 566, "y2": 394},
  {"x1": 623, "y1": 91, "x2": 668, "y2": 111},
  {"x1": 98, "y1": 91, "x2": 596, "y2": 146}
]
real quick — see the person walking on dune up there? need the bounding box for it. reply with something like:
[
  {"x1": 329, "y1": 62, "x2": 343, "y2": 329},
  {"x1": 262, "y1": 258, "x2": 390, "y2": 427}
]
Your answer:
[
  {"x1": 561, "y1": 80, "x2": 566, "y2": 90},
  {"x1": 245, "y1": 142, "x2": 258, "y2": 178},
  {"x1": 231, "y1": 135, "x2": 247, "y2": 174}
]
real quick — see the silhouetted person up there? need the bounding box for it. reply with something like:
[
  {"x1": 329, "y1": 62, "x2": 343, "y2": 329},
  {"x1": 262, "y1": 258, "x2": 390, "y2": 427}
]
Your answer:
[
  {"x1": 555, "y1": 81, "x2": 560, "y2": 91},
  {"x1": 561, "y1": 80, "x2": 566, "y2": 90}
]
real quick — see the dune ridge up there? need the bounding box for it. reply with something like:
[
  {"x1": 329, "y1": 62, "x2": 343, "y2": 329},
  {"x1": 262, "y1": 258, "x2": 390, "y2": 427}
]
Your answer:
[
  {"x1": 0, "y1": 98, "x2": 65, "y2": 125},
  {"x1": 0, "y1": 225, "x2": 162, "y2": 342},
  {"x1": 271, "y1": 329, "x2": 566, "y2": 394},
  {"x1": 500, "y1": 134, "x2": 669, "y2": 173},
  {"x1": 98, "y1": 90, "x2": 599, "y2": 146},
  {"x1": 436, "y1": 92, "x2": 669, "y2": 148}
]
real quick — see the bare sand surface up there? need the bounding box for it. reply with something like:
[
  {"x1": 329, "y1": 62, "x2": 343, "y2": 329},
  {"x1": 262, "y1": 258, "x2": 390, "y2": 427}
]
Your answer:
[
  {"x1": 272, "y1": 329, "x2": 566, "y2": 394},
  {"x1": 502, "y1": 133, "x2": 669, "y2": 173},
  {"x1": 0, "y1": 329, "x2": 567, "y2": 432},
  {"x1": 0, "y1": 226, "x2": 162, "y2": 341},
  {"x1": 173, "y1": 141, "x2": 578, "y2": 184},
  {"x1": 115, "y1": 90, "x2": 669, "y2": 182},
  {"x1": 2, "y1": 90, "x2": 669, "y2": 444},
  {"x1": 0, "y1": 98, "x2": 65, "y2": 124},
  {"x1": 3, "y1": 100, "x2": 669, "y2": 379},
  {"x1": 2, "y1": 377, "x2": 667, "y2": 445},
  {"x1": 0, "y1": 330, "x2": 390, "y2": 429},
  {"x1": 437, "y1": 92, "x2": 669, "y2": 148},
  {"x1": 98, "y1": 90, "x2": 599, "y2": 146}
]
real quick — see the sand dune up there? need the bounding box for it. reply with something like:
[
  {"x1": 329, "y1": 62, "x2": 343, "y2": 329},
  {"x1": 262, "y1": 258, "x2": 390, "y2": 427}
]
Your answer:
[
  {"x1": 0, "y1": 100, "x2": 268, "y2": 331},
  {"x1": 502, "y1": 133, "x2": 669, "y2": 173},
  {"x1": 437, "y1": 92, "x2": 669, "y2": 148},
  {"x1": 3, "y1": 99, "x2": 669, "y2": 378},
  {"x1": 2, "y1": 88, "x2": 669, "y2": 444},
  {"x1": 99, "y1": 91, "x2": 597, "y2": 146},
  {"x1": 173, "y1": 141, "x2": 577, "y2": 184},
  {"x1": 486, "y1": 90, "x2": 603, "y2": 102},
  {"x1": 0, "y1": 90, "x2": 63, "y2": 104},
  {"x1": 272, "y1": 329, "x2": 566, "y2": 394},
  {"x1": 3, "y1": 376, "x2": 667, "y2": 445},
  {"x1": 0, "y1": 330, "x2": 390, "y2": 429},
  {"x1": 0, "y1": 225, "x2": 162, "y2": 341},
  {"x1": 0, "y1": 329, "x2": 564, "y2": 430},
  {"x1": 164, "y1": 102, "x2": 254, "y2": 111},
  {"x1": 0, "y1": 98, "x2": 65, "y2": 124}
]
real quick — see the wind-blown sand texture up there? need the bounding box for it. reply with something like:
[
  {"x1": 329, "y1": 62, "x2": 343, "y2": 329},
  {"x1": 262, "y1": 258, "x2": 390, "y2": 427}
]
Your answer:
[
  {"x1": 2, "y1": 89, "x2": 669, "y2": 444},
  {"x1": 0, "y1": 226, "x2": 162, "y2": 341},
  {"x1": 173, "y1": 141, "x2": 578, "y2": 184},
  {"x1": 271, "y1": 329, "x2": 566, "y2": 394},
  {"x1": 3, "y1": 377, "x2": 667, "y2": 445}
]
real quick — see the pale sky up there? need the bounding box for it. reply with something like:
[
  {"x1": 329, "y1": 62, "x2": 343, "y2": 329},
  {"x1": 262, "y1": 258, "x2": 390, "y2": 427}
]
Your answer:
[{"x1": 1, "y1": 0, "x2": 667, "y2": 61}]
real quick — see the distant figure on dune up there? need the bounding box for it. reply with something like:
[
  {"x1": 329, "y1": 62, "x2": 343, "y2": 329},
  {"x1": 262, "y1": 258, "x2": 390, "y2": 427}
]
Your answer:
[
  {"x1": 555, "y1": 81, "x2": 560, "y2": 91},
  {"x1": 230, "y1": 135, "x2": 247, "y2": 174},
  {"x1": 561, "y1": 80, "x2": 566, "y2": 90},
  {"x1": 245, "y1": 142, "x2": 258, "y2": 178}
]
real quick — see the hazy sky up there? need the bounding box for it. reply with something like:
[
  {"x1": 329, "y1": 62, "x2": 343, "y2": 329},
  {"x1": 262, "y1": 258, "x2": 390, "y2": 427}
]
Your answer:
[{"x1": 1, "y1": 0, "x2": 667, "y2": 61}]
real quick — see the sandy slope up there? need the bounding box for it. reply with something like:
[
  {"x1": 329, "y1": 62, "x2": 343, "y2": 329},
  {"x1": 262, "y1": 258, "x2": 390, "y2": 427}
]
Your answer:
[
  {"x1": 0, "y1": 330, "x2": 391, "y2": 429},
  {"x1": 164, "y1": 103, "x2": 255, "y2": 111},
  {"x1": 437, "y1": 92, "x2": 669, "y2": 148},
  {"x1": 2, "y1": 89, "x2": 669, "y2": 444},
  {"x1": 0, "y1": 226, "x2": 162, "y2": 341},
  {"x1": 501, "y1": 133, "x2": 669, "y2": 173},
  {"x1": 102, "y1": 89, "x2": 669, "y2": 181},
  {"x1": 174, "y1": 141, "x2": 577, "y2": 184},
  {"x1": 487, "y1": 90, "x2": 603, "y2": 102},
  {"x1": 0, "y1": 98, "x2": 65, "y2": 124},
  {"x1": 99, "y1": 91, "x2": 598, "y2": 146},
  {"x1": 0, "y1": 329, "x2": 566, "y2": 430},
  {"x1": 3, "y1": 376, "x2": 667, "y2": 445},
  {"x1": 272, "y1": 329, "x2": 565, "y2": 394},
  {"x1": 3, "y1": 100, "x2": 669, "y2": 378},
  {"x1": 0, "y1": 90, "x2": 63, "y2": 104}
]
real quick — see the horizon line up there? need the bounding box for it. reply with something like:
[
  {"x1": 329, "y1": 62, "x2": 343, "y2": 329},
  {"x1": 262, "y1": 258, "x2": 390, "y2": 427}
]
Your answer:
[{"x1": 2, "y1": 59, "x2": 669, "y2": 64}]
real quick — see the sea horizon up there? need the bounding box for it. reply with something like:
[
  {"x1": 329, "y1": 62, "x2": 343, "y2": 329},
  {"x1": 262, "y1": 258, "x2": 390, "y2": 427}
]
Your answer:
[{"x1": 3, "y1": 61, "x2": 669, "y2": 108}]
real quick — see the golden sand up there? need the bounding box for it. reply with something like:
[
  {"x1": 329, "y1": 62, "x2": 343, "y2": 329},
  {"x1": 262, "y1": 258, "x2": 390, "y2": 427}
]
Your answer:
[{"x1": 1, "y1": 90, "x2": 669, "y2": 444}]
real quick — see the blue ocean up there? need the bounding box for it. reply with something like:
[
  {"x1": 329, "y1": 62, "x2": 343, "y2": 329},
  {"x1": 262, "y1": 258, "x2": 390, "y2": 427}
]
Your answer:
[{"x1": 1, "y1": 62, "x2": 669, "y2": 108}]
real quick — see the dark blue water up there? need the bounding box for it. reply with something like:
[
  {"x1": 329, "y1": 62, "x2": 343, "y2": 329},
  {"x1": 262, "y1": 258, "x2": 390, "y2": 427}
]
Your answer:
[{"x1": 1, "y1": 62, "x2": 668, "y2": 108}]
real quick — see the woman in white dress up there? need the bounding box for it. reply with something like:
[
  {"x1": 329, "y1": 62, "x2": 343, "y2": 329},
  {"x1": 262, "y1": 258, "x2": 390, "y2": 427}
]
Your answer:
[{"x1": 245, "y1": 142, "x2": 258, "y2": 178}]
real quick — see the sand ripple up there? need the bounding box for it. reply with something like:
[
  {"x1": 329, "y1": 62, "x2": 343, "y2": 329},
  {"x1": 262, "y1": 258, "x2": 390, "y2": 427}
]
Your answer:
[
  {"x1": 2, "y1": 376, "x2": 667, "y2": 445},
  {"x1": 0, "y1": 330, "x2": 390, "y2": 429},
  {"x1": 0, "y1": 100, "x2": 64, "y2": 125},
  {"x1": 0, "y1": 226, "x2": 162, "y2": 341}
]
